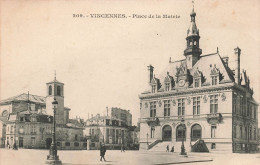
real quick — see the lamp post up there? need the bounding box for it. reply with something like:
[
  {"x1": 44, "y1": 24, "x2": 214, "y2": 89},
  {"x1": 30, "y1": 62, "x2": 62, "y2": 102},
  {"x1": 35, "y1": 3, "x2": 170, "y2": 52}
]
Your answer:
[
  {"x1": 180, "y1": 118, "x2": 187, "y2": 157},
  {"x1": 46, "y1": 98, "x2": 62, "y2": 164}
]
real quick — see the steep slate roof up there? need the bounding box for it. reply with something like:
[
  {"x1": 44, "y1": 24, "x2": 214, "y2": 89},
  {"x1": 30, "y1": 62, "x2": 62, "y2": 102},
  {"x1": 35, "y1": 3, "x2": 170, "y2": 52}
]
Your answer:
[
  {"x1": 0, "y1": 93, "x2": 45, "y2": 104},
  {"x1": 143, "y1": 53, "x2": 235, "y2": 93}
]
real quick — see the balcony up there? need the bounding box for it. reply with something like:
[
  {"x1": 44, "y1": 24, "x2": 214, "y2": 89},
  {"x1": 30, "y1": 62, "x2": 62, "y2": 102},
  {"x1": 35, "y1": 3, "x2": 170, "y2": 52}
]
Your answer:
[
  {"x1": 146, "y1": 117, "x2": 160, "y2": 127},
  {"x1": 206, "y1": 113, "x2": 223, "y2": 124}
]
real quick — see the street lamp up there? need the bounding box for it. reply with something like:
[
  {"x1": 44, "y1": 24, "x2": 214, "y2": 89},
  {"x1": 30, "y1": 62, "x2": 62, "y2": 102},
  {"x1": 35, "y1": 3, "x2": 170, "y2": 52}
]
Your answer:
[
  {"x1": 180, "y1": 118, "x2": 187, "y2": 157},
  {"x1": 46, "y1": 98, "x2": 62, "y2": 164}
]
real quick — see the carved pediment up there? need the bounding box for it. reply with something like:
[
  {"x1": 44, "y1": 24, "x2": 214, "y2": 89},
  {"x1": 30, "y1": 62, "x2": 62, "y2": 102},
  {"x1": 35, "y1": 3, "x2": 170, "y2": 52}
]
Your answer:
[
  {"x1": 193, "y1": 67, "x2": 202, "y2": 78},
  {"x1": 210, "y1": 64, "x2": 219, "y2": 75}
]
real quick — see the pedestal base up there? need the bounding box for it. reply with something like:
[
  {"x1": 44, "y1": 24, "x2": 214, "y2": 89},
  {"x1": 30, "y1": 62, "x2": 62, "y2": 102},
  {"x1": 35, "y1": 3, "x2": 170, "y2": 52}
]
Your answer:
[
  {"x1": 45, "y1": 159, "x2": 62, "y2": 165},
  {"x1": 179, "y1": 152, "x2": 188, "y2": 157}
]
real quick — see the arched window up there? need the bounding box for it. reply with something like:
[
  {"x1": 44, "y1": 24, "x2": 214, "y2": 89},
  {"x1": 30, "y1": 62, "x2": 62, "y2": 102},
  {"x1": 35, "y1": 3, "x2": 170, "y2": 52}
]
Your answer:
[
  {"x1": 49, "y1": 85, "x2": 52, "y2": 95},
  {"x1": 191, "y1": 124, "x2": 202, "y2": 141},
  {"x1": 176, "y1": 124, "x2": 186, "y2": 142},
  {"x1": 57, "y1": 86, "x2": 61, "y2": 96}
]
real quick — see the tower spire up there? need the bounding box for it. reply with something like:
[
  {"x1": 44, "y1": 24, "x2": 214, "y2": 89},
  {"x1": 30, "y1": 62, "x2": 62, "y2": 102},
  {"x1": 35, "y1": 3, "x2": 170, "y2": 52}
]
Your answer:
[
  {"x1": 54, "y1": 70, "x2": 56, "y2": 80},
  {"x1": 184, "y1": 0, "x2": 202, "y2": 69}
]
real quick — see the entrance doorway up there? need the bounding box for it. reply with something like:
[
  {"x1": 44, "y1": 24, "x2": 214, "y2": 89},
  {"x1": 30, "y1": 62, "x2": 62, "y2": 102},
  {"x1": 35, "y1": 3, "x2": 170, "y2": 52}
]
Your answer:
[
  {"x1": 162, "y1": 125, "x2": 172, "y2": 141},
  {"x1": 19, "y1": 137, "x2": 23, "y2": 148},
  {"x1": 46, "y1": 138, "x2": 52, "y2": 149}
]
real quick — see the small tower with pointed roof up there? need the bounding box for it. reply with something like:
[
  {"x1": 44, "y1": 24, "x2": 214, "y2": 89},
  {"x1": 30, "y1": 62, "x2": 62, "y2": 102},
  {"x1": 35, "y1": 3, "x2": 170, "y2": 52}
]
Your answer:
[
  {"x1": 184, "y1": 2, "x2": 202, "y2": 70},
  {"x1": 46, "y1": 72, "x2": 65, "y2": 125}
]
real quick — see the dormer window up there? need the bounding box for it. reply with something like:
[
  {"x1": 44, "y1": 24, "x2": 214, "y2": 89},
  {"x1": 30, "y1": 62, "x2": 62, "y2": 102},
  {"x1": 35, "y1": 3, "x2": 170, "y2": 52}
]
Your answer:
[
  {"x1": 210, "y1": 65, "x2": 219, "y2": 86},
  {"x1": 152, "y1": 85, "x2": 156, "y2": 93},
  {"x1": 194, "y1": 78, "x2": 200, "y2": 88},
  {"x1": 164, "y1": 72, "x2": 174, "y2": 92},
  {"x1": 165, "y1": 83, "x2": 170, "y2": 91},
  {"x1": 212, "y1": 76, "x2": 218, "y2": 85},
  {"x1": 193, "y1": 68, "x2": 202, "y2": 88}
]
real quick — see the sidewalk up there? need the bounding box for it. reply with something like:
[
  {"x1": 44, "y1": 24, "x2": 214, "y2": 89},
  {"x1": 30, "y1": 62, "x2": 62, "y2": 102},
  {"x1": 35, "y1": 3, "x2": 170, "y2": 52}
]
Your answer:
[{"x1": 0, "y1": 149, "x2": 212, "y2": 165}]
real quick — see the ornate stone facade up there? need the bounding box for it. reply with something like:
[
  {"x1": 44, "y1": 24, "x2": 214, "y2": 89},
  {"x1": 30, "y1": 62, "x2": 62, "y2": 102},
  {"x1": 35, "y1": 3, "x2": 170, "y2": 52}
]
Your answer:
[{"x1": 138, "y1": 6, "x2": 258, "y2": 153}]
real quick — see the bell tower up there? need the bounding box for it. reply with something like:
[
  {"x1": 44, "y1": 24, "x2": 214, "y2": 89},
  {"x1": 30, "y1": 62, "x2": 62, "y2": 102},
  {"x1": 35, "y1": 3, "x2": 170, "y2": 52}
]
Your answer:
[
  {"x1": 46, "y1": 73, "x2": 65, "y2": 125},
  {"x1": 184, "y1": 3, "x2": 202, "y2": 70}
]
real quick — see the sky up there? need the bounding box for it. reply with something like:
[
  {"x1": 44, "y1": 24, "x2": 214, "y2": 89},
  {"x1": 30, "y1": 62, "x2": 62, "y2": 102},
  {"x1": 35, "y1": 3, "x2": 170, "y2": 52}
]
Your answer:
[{"x1": 1, "y1": 0, "x2": 260, "y2": 125}]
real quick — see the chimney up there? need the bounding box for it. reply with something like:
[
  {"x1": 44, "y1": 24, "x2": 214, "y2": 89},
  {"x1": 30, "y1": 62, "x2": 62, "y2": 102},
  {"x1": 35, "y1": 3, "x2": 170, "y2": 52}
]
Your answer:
[
  {"x1": 222, "y1": 56, "x2": 229, "y2": 67},
  {"x1": 234, "y1": 47, "x2": 241, "y2": 85},
  {"x1": 106, "y1": 107, "x2": 109, "y2": 116},
  {"x1": 147, "y1": 65, "x2": 154, "y2": 84}
]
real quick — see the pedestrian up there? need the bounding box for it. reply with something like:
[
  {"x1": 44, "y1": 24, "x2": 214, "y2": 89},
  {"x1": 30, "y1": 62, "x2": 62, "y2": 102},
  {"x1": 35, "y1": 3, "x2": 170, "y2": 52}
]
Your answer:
[
  {"x1": 7, "y1": 141, "x2": 10, "y2": 149},
  {"x1": 100, "y1": 143, "x2": 106, "y2": 162},
  {"x1": 166, "y1": 145, "x2": 169, "y2": 152},
  {"x1": 121, "y1": 144, "x2": 125, "y2": 152},
  {"x1": 170, "y1": 146, "x2": 174, "y2": 152}
]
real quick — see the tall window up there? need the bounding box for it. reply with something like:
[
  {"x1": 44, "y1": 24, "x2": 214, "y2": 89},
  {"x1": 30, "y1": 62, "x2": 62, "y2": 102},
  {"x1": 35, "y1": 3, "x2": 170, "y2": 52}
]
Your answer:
[
  {"x1": 49, "y1": 85, "x2": 52, "y2": 95},
  {"x1": 233, "y1": 94, "x2": 237, "y2": 114},
  {"x1": 212, "y1": 76, "x2": 218, "y2": 85},
  {"x1": 249, "y1": 126, "x2": 252, "y2": 140},
  {"x1": 152, "y1": 85, "x2": 156, "y2": 93},
  {"x1": 57, "y1": 86, "x2": 61, "y2": 96},
  {"x1": 31, "y1": 125, "x2": 36, "y2": 134},
  {"x1": 233, "y1": 125, "x2": 237, "y2": 138},
  {"x1": 254, "y1": 128, "x2": 256, "y2": 140},
  {"x1": 164, "y1": 100, "x2": 170, "y2": 117},
  {"x1": 31, "y1": 137, "x2": 36, "y2": 145},
  {"x1": 106, "y1": 129, "x2": 109, "y2": 143},
  {"x1": 210, "y1": 95, "x2": 218, "y2": 113},
  {"x1": 10, "y1": 126, "x2": 13, "y2": 133},
  {"x1": 165, "y1": 83, "x2": 170, "y2": 91},
  {"x1": 178, "y1": 99, "x2": 185, "y2": 116},
  {"x1": 194, "y1": 78, "x2": 200, "y2": 88},
  {"x1": 239, "y1": 96, "x2": 243, "y2": 115},
  {"x1": 150, "y1": 102, "x2": 156, "y2": 117},
  {"x1": 151, "y1": 127, "x2": 155, "y2": 138},
  {"x1": 240, "y1": 125, "x2": 243, "y2": 139},
  {"x1": 193, "y1": 97, "x2": 200, "y2": 116},
  {"x1": 211, "y1": 125, "x2": 216, "y2": 138}
]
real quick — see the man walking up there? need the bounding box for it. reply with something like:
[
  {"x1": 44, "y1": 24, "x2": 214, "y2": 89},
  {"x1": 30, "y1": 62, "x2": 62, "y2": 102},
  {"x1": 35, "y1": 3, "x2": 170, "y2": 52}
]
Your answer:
[
  {"x1": 166, "y1": 145, "x2": 169, "y2": 152},
  {"x1": 100, "y1": 143, "x2": 107, "y2": 161},
  {"x1": 121, "y1": 144, "x2": 125, "y2": 152}
]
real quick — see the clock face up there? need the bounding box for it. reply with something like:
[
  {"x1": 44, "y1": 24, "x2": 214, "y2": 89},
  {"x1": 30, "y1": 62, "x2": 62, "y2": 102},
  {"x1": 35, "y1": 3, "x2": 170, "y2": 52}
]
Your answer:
[
  {"x1": 178, "y1": 79, "x2": 186, "y2": 87},
  {"x1": 2, "y1": 110, "x2": 8, "y2": 117}
]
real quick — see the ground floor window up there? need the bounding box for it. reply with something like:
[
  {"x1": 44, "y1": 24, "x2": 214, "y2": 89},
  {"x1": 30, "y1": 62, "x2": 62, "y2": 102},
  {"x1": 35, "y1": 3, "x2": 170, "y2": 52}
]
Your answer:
[
  {"x1": 65, "y1": 142, "x2": 70, "y2": 146},
  {"x1": 31, "y1": 137, "x2": 36, "y2": 145},
  {"x1": 211, "y1": 143, "x2": 216, "y2": 149},
  {"x1": 151, "y1": 127, "x2": 155, "y2": 138},
  {"x1": 211, "y1": 125, "x2": 216, "y2": 138}
]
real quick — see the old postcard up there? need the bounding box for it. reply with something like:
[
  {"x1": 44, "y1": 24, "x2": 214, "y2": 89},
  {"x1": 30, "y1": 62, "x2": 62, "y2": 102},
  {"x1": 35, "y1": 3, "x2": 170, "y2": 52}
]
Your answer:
[{"x1": 0, "y1": 0, "x2": 259, "y2": 165}]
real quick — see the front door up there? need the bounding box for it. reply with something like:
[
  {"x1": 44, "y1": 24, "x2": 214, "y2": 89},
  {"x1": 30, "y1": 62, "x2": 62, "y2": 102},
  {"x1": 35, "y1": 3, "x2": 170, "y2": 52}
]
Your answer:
[
  {"x1": 162, "y1": 125, "x2": 172, "y2": 141},
  {"x1": 19, "y1": 137, "x2": 23, "y2": 148}
]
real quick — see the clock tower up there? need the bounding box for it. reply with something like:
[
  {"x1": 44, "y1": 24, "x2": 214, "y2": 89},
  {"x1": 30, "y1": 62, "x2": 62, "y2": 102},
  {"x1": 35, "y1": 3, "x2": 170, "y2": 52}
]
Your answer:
[
  {"x1": 184, "y1": 6, "x2": 202, "y2": 70},
  {"x1": 46, "y1": 75, "x2": 65, "y2": 125}
]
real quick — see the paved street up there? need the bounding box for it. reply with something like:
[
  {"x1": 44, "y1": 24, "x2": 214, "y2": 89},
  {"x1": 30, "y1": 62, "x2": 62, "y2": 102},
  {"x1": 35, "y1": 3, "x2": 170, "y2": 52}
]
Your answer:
[{"x1": 0, "y1": 149, "x2": 259, "y2": 165}]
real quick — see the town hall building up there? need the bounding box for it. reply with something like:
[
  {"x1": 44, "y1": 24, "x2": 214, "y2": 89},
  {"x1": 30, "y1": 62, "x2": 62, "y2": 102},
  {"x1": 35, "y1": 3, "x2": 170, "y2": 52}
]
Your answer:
[{"x1": 138, "y1": 6, "x2": 258, "y2": 153}]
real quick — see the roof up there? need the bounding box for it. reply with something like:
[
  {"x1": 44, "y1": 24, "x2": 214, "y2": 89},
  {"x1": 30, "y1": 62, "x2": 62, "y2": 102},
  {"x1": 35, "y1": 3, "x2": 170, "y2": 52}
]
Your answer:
[
  {"x1": 46, "y1": 79, "x2": 64, "y2": 85},
  {"x1": 0, "y1": 93, "x2": 45, "y2": 105},
  {"x1": 87, "y1": 115, "x2": 122, "y2": 122},
  {"x1": 142, "y1": 52, "x2": 235, "y2": 93}
]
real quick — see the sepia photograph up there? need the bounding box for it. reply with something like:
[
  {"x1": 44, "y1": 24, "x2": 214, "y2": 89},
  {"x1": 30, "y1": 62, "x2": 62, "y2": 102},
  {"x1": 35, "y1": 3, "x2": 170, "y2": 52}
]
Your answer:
[{"x1": 0, "y1": 0, "x2": 259, "y2": 164}]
